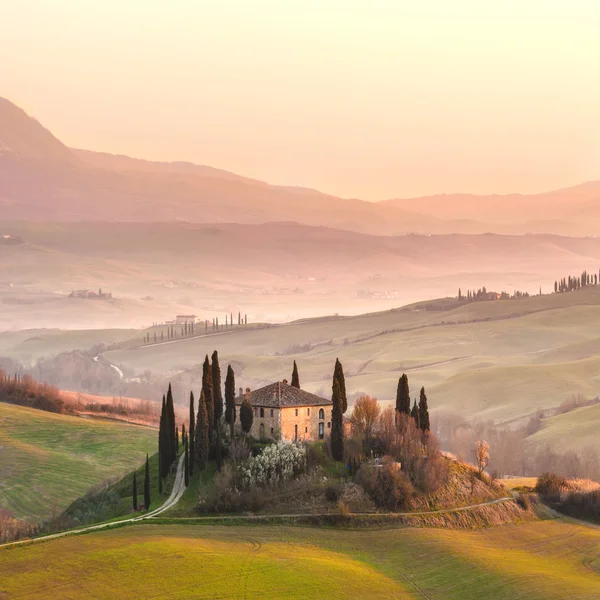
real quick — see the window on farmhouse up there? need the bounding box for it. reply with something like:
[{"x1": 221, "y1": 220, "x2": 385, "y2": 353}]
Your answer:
[
  {"x1": 295, "y1": 408, "x2": 298, "y2": 416},
  {"x1": 319, "y1": 408, "x2": 325, "y2": 420},
  {"x1": 260, "y1": 407, "x2": 264, "y2": 418}
]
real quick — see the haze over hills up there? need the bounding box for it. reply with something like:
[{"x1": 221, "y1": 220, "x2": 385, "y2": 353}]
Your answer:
[
  {"x1": 4, "y1": 220, "x2": 600, "y2": 328},
  {"x1": 1, "y1": 97, "x2": 600, "y2": 236}
]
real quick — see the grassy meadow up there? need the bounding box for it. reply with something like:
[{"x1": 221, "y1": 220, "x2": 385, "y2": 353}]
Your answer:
[
  {"x1": 0, "y1": 403, "x2": 156, "y2": 521},
  {"x1": 1, "y1": 521, "x2": 599, "y2": 599}
]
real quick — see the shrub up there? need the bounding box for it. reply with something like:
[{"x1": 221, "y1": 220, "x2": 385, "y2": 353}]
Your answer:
[
  {"x1": 536, "y1": 472, "x2": 567, "y2": 502},
  {"x1": 356, "y1": 461, "x2": 414, "y2": 512},
  {"x1": 228, "y1": 437, "x2": 252, "y2": 465},
  {"x1": 337, "y1": 499, "x2": 352, "y2": 517},
  {"x1": 238, "y1": 441, "x2": 307, "y2": 489},
  {"x1": 325, "y1": 484, "x2": 342, "y2": 503},
  {"x1": 200, "y1": 464, "x2": 267, "y2": 513}
]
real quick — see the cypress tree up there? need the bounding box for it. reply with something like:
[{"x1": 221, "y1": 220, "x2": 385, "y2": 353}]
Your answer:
[
  {"x1": 195, "y1": 389, "x2": 210, "y2": 470},
  {"x1": 158, "y1": 395, "x2": 167, "y2": 481},
  {"x1": 166, "y1": 383, "x2": 177, "y2": 463},
  {"x1": 396, "y1": 374, "x2": 410, "y2": 416},
  {"x1": 188, "y1": 391, "x2": 195, "y2": 475},
  {"x1": 132, "y1": 470, "x2": 138, "y2": 511},
  {"x1": 144, "y1": 454, "x2": 151, "y2": 510},
  {"x1": 418, "y1": 387, "x2": 430, "y2": 433},
  {"x1": 211, "y1": 350, "x2": 223, "y2": 428},
  {"x1": 202, "y1": 355, "x2": 214, "y2": 440},
  {"x1": 331, "y1": 377, "x2": 344, "y2": 462},
  {"x1": 224, "y1": 364, "x2": 236, "y2": 439},
  {"x1": 184, "y1": 434, "x2": 189, "y2": 487},
  {"x1": 215, "y1": 425, "x2": 222, "y2": 472},
  {"x1": 240, "y1": 396, "x2": 253, "y2": 435},
  {"x1": 291, "y1": 361, "x2": 300, "y2": 388},
  {"x1": 333, "y1": 358, "x2": 348, "y2": 413},
  {"x1": 411, "y1": 400, "x2": 420, "y2": 430}
]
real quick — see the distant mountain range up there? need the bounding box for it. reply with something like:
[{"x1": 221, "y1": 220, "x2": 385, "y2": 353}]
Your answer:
[{"x1": 1, "y1": 97, "x2": 599, "y2": 236}]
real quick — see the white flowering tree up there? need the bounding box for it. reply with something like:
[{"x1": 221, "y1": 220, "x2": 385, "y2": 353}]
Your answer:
[{"x1": 238, "y1": 441, "x2": 307, "y2": 488}]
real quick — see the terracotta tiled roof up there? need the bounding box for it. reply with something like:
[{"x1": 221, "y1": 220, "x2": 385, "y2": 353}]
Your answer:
[{"x1": 236, "y1": 382, "x2": 331, "y2": 408}]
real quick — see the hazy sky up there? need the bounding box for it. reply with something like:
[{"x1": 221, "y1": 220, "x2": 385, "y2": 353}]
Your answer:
[{"x1": 2, "y1": 1, "x2": 599, "y2": 199}]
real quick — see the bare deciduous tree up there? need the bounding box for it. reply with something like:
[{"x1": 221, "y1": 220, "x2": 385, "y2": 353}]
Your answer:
[
  {"x1": 474, "y1": 440, "x2": 490, "y2": 477},
  {"x1": 377, "y1": 406, "x2": 396, "y2": 453},
  {"x1": 350, "y1": 395, "x2": 381, "y2": 453}
]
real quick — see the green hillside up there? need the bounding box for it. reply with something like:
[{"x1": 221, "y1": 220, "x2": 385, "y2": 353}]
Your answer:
[
  {"x1": 528, "y1": 404, "x2": 600, "y2": 452},
  {"x1": 1, "y1": 521, "x2": 599, "y2": 599},
  {"x1": 0, "y1": 403, "x2": 156, "y2": 520}
]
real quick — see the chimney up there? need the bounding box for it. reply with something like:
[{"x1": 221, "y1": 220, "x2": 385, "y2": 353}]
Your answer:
[
  {"x1": 239, "y1": 387, "x2": 243, "y2": 399},
  {"x1": 245, "y1": 387, "x2": 251, "y2": 401}
]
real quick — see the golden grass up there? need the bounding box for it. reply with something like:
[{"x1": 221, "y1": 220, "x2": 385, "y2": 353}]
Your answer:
[{"x1": 1, "y1": 521, "x2": 599, "y2": 599}]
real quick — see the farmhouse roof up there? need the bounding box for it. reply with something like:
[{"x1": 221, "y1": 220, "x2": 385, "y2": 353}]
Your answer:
[{"x1": 236, "y1": 381, "x2": 331, "y2": 408}]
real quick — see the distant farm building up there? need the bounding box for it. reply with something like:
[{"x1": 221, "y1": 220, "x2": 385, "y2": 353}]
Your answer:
[
  {"x1": 175, "y1": 315, "x2": 198, "y2": 325},
  {"x1": 69, "y1": 288, "x2": 112, "y2": 299},
  {"x1": 236, "y1": 381, "x2": 333, "y2": 442}
]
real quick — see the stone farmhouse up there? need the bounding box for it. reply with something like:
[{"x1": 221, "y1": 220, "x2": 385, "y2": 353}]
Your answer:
[{"x1": 236, "y1": 381, "x2": 333, "y2": 442}]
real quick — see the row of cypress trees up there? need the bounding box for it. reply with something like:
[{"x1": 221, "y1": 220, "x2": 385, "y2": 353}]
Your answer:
[
  {"x1": 395, "y1": 373, "x2": 430, "y2": 433},
  {"x1": 190, "y1": 351, "x2": 238, "y2": 474}
]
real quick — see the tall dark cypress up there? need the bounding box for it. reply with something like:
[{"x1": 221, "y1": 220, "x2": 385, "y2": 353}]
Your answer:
[
  {"x1": 333, "y1": 358, "x2": 348, "y2": 413},
  {"x1": 159, "y1": 395, "x2": 167, "y2": 481},
  {"x1": 166, "y1": 383, "x2": 177, "y2": 462},
  {"x1": 396, "y1": 374, "x2": 410, "y2": 416},
  {"x1": 144, "y1": 454, "x2": 151, "y2": 510},
  {"x1": 211, "y1": 350, "x2": 223, "y2": 428},
  {"x1": 418, "y1": 387, "x2": 430, "y2": 433},
  {"x1": 224, "y1": 364, "x2": 236, "y2": 439},
  {"x1": 202, "y1": 355, "x2": 214, "y2": 440},
  {"x1": 411, "y1": 399, "x2": 420, "y2": 430},
  {"x1": 188, "y1": 391, "x2": 195, "y2": 475},
  {"x1": 184, "y1": 434, "x2": 189, "y2": 487},
  {"x1": 291, "y1": 361, "x2": 300, "y2": 388},
  {"x1": 215, "y1": 425, "x2": 222, "y2": 472},
  {"x1": 132, "y1": 470, "x2": 138, "y2": 511},
  {"x1": 240, "y1": 395, "x2": 253, "y2": 435},
  {"x1": 331, "y1": 377, "x2": 344, "y2": 462},
  {"x1": 195, "y1": 389, "x2": 210, "y2": 470}
]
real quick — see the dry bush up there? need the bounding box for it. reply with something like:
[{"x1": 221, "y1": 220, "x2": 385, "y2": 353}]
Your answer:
[
  {"x1": 228, "y1": 437, "x2": 252, "y2": 466},
  {"x1": 341, "y1": 482, "x2": 376, "y2": 513},
  {"x1": 536, "y1": 472, "x2": 568, "y2": 502},
  {"x1": 199, "y1": 463, "x2": 266, "y2": 513},
  {"x1": 356, "y1": 461, "x2": 414, "y2": 512},
  {"x1": 337, "y1": 499, "x2": 352, "y2": 517}
]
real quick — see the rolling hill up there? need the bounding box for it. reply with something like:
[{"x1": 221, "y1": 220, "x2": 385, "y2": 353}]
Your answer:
[
  {"x1": 1, "y1": 521, "x2": 599, "y2": 599},
  {"x1": 92, "y1": 287, "x2": 600, "y2": 448},
  {"x1": 0, "y1": 402, "x2": 156, "y2": 521}
]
